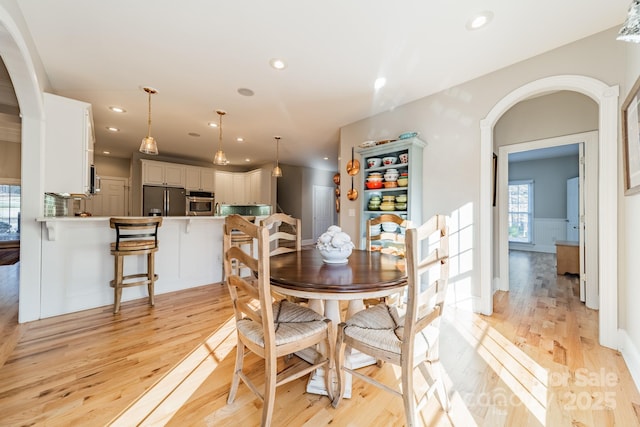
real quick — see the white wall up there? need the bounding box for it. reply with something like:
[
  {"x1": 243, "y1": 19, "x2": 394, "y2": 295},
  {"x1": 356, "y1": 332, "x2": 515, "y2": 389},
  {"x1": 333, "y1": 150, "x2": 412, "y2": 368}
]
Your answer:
[{"x1": 620, "y1": 38, "x2": 640, "y2": 386}]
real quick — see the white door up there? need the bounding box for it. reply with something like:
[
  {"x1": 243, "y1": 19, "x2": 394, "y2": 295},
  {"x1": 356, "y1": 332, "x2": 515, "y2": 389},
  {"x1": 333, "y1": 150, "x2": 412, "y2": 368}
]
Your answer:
[
  {"x1": 566, "y1": 177, "x2": 579, "y2": 241},
  {"x1": 85, "y1": 177, "x2": 128, "y2": 216},
  {"x1": 313, "y1": 185, "x2": 334, "y2": 241}
]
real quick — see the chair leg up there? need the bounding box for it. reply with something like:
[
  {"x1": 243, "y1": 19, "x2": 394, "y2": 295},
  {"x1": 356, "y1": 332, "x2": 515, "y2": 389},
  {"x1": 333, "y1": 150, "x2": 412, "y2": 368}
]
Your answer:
[
  {"x1": 332, "y1": 324, "x2": 346, "y2": 408},
  {"x1": 147, "y1": 252, "x2": 155, "y2": 307},
  {"x1": 401, "y1": 358, "x2": 416, "y2": 427},
  {"x1": 228, "y1": 338, "x2": 245, "y2": 404},
  {"x1": 113, "y1": 255, "x2": 123, "y2": 314},
  {"x1": 262, "y1": 354, "x2": 277, "y2": 427}
]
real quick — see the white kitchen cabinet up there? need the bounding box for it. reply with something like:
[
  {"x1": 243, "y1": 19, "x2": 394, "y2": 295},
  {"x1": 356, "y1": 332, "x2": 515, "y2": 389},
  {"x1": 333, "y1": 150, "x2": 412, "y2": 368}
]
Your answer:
[
  {"x1": 185, "y1": 166, "x2": 215, "y2": 192},
  {"x1": 214, "y1": 171, "x2": 233, "y2": 204},
  {"x1": 141, "y1": 160, "x2": 185, "y2": 187},
  {"x1": 44, "y1": 93, "x2": 94, "y2": 195},
  {"x1": 232, "y1": 173, "x2": 246, "y2": 203},
  {"x1": 246, "y1": 169, "x2": 270, "y2": 204}
]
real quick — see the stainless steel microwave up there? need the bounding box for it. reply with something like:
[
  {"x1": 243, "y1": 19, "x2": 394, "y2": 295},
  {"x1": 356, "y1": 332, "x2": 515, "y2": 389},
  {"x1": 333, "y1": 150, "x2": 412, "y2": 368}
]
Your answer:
[{"x1": 185, "y1": 191, "x2": 214, "y2": 216}]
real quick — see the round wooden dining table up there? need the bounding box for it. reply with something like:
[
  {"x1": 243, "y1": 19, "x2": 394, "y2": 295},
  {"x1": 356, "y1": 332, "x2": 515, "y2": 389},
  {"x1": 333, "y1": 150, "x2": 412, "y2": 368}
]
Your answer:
[{"x1": 269, "y1": 249, "x2": 408, "y2": 398}]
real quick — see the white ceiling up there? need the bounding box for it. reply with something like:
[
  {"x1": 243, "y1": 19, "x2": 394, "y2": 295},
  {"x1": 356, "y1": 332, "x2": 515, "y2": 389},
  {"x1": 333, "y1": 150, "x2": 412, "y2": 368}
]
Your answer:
[{"x1": 13, "y1": 0, "x2": 630, "y2": 171}]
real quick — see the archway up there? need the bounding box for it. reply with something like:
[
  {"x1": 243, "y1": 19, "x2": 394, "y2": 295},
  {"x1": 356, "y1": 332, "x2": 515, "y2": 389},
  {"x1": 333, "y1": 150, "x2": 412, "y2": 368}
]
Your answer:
[
  {"x1": 479, "y1": 75, "x2": 619, "y2": 349},
  {"x1": 0, "y1": 7, "x2": 46, "y2": 322}
]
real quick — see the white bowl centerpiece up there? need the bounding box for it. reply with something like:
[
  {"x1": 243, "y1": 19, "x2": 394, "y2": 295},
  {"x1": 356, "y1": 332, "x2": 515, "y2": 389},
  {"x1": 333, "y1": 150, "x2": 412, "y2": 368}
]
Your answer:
[{"x1": 316, "y1": 225, "x2": 355, "y2": 264}]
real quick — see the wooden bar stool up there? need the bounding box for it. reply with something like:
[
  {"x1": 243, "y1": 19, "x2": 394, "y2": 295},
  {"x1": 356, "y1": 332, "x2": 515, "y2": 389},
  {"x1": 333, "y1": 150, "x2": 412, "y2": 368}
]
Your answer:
[
  {"x1": 109, "y1": 217, "x2": 162, "y2": 314},
  {"x1": 225, "y1": 216, "x2": 255, "y2": 277}
]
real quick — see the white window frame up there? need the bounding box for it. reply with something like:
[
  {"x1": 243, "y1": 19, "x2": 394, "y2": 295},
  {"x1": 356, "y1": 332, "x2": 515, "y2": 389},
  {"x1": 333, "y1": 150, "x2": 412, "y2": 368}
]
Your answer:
[{"x1": 508, "y1": 179, "x2": 534, "y2": 244}]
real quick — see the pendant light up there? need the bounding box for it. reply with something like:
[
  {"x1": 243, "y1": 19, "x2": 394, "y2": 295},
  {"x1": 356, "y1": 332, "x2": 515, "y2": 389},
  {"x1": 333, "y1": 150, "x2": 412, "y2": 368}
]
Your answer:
[
  {"x1": 272, "y1": 136, "x2": 283, "y2": 177},
  {"x1": 213, "y1": 109, "x2": 228, "y2": 165},
  {"x1": 139, "y1": 87, "x2": 159, "y2": 155},
  {"x1": 618, "y1": 0, "x2": 640, "y2": 43}
]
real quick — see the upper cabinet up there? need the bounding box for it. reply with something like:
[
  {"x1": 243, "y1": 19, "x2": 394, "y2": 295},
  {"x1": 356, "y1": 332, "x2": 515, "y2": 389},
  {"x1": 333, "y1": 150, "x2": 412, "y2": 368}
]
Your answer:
[
  {"x1": 185, "y1": 166, "x2": 215, "y2": 192},
  {"x1": 43, "y1": 93, "x2": 94, "y2": 194},
  {"x1": 141, "y1": 160, "x2": 185, "y2": 187},
  {"x1": 215, "y1": 169, "x2": 270, "y2": 205}
]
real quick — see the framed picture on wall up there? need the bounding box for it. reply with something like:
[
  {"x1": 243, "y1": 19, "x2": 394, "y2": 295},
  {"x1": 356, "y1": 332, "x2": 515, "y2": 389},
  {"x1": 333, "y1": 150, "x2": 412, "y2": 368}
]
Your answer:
[{"x1": 622, "y1": 74, "x2": 640, "y2": 195}]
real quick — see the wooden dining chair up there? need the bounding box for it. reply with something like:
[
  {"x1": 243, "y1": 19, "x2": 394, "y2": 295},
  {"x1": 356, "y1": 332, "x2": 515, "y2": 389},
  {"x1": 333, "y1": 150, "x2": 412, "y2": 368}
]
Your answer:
[
  {"x1": 223, "y1": 214, "x2": 334, "y2": 427},
  {"x1": 333, "y1": 214, "x2": 451, "y2": 426}
]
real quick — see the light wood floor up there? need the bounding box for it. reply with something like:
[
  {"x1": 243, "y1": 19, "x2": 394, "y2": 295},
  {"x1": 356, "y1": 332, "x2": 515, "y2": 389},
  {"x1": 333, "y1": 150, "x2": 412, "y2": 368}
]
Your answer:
[{"x1": 0, "y1": 251, "x2": 639, "y2": 426}]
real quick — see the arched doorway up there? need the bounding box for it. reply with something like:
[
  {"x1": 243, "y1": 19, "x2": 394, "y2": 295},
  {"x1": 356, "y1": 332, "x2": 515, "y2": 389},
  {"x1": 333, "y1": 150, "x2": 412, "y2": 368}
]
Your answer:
[
  {"x1": 479, "y1": 75, "x2": 619, "y2": 349},
  {"x1": 0, "y1": 8, "x2": 46, "y2": 322}
]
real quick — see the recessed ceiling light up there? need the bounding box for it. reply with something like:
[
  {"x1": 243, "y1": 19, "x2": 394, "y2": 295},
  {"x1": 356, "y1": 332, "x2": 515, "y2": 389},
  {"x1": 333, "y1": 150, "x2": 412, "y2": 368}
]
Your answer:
[
  {"x1": 237, "y1": 88, "x2": 254, "y2": 96},
  {"x1": 245, "y1": 158, "x2": 251, "y2": 162},
  {"x1": 102, "y1": 151, "x2": 110, "y2": 155},
  {"x1": 269, "y1": 58, "x2": 287, "y2": 70},
  {"x1": 106, "y1": 126, "x2": 119, "y2": 132},
  {"x1": 466, "y1": 11, "x2": 493, "y2": 30},
  {"x1": 109, "y1": 106, "x2": 126, "y2": 113},
  {"x1": 236, "y1": 137, "x2": 244, "y2": 143},
  {"x1": 208, "y1": 122, "x2": 218, "y2": 128},
  {"x1": 374, "y1": 77, "x2": 386, "y2": 90},
  {"x1": 323, "y1": 157, "x2": 329, "y2": 160},
  {"x1": 188, "y1": 132, "x2": 200, "y2": 137}
]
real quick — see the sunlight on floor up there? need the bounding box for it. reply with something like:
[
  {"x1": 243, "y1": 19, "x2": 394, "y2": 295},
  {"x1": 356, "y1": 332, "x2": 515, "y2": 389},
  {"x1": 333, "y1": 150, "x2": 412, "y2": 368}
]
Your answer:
[
  {"x1": 108, "y1": 317, "x2": 237, "y2": 426},
  {"x1": 451, "y1": 312, "x2": 548, "y2": 424}
]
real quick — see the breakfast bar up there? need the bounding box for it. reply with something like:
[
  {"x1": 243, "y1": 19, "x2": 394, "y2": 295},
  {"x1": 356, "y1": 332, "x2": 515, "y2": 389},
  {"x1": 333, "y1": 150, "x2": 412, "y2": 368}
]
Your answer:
[{"x1": 36, "y1": 216, "x2": 231, "y2": 318}]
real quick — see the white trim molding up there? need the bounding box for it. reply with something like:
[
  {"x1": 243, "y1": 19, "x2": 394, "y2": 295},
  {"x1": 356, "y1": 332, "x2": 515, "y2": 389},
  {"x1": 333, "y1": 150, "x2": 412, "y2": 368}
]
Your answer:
[{"x1": 480, "y1": 75, "x2": 619, "y2": 350}]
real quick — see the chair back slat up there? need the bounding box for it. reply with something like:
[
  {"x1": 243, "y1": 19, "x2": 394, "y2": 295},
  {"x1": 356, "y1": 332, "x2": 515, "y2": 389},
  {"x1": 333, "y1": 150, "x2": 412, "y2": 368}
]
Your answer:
[{"x1": 261, "y1": 213, "x2": 301, "y2": 255}]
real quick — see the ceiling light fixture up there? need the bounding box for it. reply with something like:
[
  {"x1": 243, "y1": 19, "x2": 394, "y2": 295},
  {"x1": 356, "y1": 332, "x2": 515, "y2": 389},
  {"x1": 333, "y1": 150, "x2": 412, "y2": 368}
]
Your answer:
[
  {"x1": 272, "y1": 136, "x2": 283, "y2": 178},
  {"x1": 618, "y1": 0, "x2": 640, "y2": 43},
  {"x1": 213, "y1": 109, "x2": 228, "y2": 165},
  {"x1": 106, "y1": 126, "x2": 119, "y2": 132},
  {"x1": 269, "y1": 58, "x2": 287, "y2": 70},
  {"x1": 109, "y1": 106, "x2": 126, "y2": 113},
  {"x1": 466, "y1": 11, "x2": 493, "y2": 30},
  {"x1": 139, "y1": 87, "x2": 158, "y2": 155}
]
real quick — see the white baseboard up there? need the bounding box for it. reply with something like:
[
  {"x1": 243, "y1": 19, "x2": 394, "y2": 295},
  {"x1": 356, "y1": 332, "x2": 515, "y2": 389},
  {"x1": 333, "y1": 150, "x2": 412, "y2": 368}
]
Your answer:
[{"x1": 618, "y1": 329, "x2": 640, "y2": 392}]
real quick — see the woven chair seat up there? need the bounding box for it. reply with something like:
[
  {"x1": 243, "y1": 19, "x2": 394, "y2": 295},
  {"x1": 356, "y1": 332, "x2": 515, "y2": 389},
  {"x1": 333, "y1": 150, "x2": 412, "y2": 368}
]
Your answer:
[
  {"x1": 237, "y1": 300, "x2": 327, "y2": 347},
  {"x1": 344, "y1": 303, "x2": 438, "y2": 355}
]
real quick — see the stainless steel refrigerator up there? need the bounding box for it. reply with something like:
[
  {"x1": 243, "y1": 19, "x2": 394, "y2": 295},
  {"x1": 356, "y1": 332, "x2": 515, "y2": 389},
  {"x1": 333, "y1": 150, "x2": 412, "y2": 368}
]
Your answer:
[{"x1": 142, "y1": 185, "x2": 186, "y2": 216}]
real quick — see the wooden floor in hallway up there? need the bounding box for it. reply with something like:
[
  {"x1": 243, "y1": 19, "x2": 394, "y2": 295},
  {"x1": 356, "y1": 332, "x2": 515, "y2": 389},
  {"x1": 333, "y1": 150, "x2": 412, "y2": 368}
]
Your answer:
[{"x1": 0, "y1": 250, "x2": 638, "y2": 426}]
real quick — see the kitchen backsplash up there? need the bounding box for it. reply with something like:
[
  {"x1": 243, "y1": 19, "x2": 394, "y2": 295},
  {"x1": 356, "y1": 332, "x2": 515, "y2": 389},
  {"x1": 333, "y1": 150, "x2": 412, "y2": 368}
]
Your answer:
[
  {"x1": 219, "y1": 204, "x2": 271, "y2": 216},
  {"x1": 44, "y1": 193, "x2": 69, "y2": 217}
]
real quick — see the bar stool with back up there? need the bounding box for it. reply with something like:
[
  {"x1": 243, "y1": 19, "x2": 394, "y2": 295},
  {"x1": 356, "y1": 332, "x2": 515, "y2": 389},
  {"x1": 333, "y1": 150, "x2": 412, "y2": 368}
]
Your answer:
[{"x1": 109, "y1": 217, "x2": 162, "y2": 314}]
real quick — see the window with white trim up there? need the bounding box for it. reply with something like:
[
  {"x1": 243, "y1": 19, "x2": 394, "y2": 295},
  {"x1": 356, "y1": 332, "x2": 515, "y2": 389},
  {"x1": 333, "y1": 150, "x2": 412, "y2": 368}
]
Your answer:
[{"x1": 508, "y1": 180, "x2": 533, "y2": 243}]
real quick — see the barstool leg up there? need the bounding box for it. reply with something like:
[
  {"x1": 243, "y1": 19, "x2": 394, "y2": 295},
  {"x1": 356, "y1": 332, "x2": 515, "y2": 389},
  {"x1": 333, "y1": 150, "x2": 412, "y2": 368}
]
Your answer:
[
  {"x1": 148, "y1": 252, "x2": 155, "y2": 307},
  {"x1": 114, "y1": 255, "x2": 123, "y2": 314}
]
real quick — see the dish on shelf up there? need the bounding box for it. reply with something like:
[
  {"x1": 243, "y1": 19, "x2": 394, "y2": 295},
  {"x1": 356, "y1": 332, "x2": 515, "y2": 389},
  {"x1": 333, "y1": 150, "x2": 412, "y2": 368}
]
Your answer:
[
  {"x1": 382, "y1": 195, "x2": 395, "y2": 202},
  {"x1": 395, "y1": 194, "x2": 407, "y2": 203},
  {"x1": 381, "y1": 222, "x2": 398, "y2": 232},
  {"x1": 399, "y1": 153, "x2": 408, "y2": 163},
  {"x1": 383, "y1": 173, "x2": 399, "y2": 181},
  {"x1": 366, "y1": 181, "x2": 383, "y2": 189},
  {"x1": 380, "y1": 202, "x2": 395, "y2": 211},
  {"x1": 376, "y1": 139, "x2": 396, "y2": 145},
  {"x1": 367, "y1": 158, "x2": 382, "y2": 168},
  {"x1": 382, "y1": 156, "x2": 397, "y2": 165},
  {"x1": 398, "y1": 131, "x2": 418, "y2": 140},
  {"x1": 394, "y1": 202, "x2": 407, "y2": 210},
  {"x1": 383, "y1": 181, "x2": 398, "y2": 188},
  {"x1": 359, "y1": 140, "x2": 376, "y2": 148},
  {"x1": 397, "y1": 177, "x2": 408, "y2": 187}
]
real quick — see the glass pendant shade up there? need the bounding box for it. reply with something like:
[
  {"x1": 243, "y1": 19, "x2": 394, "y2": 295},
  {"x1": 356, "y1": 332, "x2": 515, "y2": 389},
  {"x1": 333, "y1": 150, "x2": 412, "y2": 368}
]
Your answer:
[
  {"x1": 618, "y1": 0, "x2": 640, "y2": 43},
  {"x1": 272, "y1": 136, "x2": 283, "y2": 177},
  {"x1": 139, "y1": 136, "x2": 158, "y2": 155},
  {"x1": 213, "y1": 110, "x2": 228, "y2": 165},
  {"x1": 139, "y1": 87, "x2": 159, "y2": 155}
]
